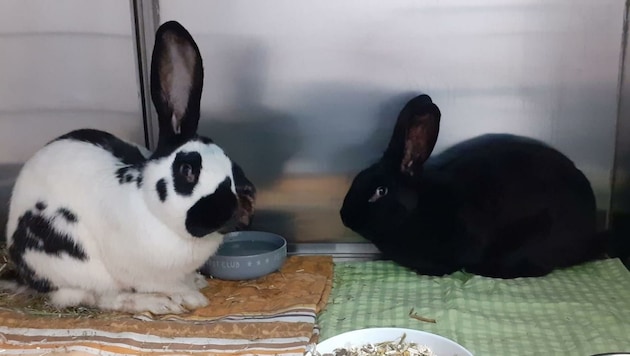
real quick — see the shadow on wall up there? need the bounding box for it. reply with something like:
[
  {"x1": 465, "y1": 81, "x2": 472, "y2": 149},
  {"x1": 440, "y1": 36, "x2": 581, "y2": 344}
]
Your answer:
[
  {"x1": 0, "y1": 164, "x2": 22, "y2": 243},
  {"x1": 197, "y1": 109, "x2": 302, "y2": 189},
  {"x1": 330, "y1": 91, "x2": 426, "y2": 174},
  {"x1": 199, "y1": 73, "x2": 416, "y2": 240},
  {"x1": 197, "y1": 39, "x2": 302, "y2": 189},
  {"x1": 248, "y1": 208, "x2": 298, "y2": 241},
  {"x1": 195, "y1": 38, "x2": 304, "y2": 239},
  {"x1": 278, "y1": 82, "x2": 421, "y2": 176},
  {"x1": 236, "y1": 82, "x2": 420, "y2": 241}
]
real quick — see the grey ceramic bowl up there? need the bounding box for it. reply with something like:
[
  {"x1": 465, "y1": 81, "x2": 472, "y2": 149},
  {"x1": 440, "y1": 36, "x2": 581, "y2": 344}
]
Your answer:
[{"x1": 199, "y1": 231, "x2": 287, "y2": 280}]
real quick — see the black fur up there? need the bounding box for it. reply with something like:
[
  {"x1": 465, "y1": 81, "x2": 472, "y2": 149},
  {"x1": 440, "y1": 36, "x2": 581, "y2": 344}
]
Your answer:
[
  {"x1": 232, "y1": 162, "x2": 257, "y2": 229},
  {"x1": 340, "y1": 95, "x2": 604, "y2": 278},
  {"x1": 55, "y1": 129, "x2": 148, "y2": 188},
  {"x1": 172, "y1": 151, "x2": 202, "y2": 196},
  {"x1": 148, "y1": 20, "x2": 255, "y2": 230},
  {"x1": 115, "y1": 165, "x2": 144, "y2": 187},
  {"x1": 55, "y1": 129, "x2": 146, "y2": 165},
  {"x1": 4, "y1": 21, "x2": 250, "y2": 302},
  {"x1": 150, "y1": 136, "x2": 211, "y2": 160},
  {"x1": 10, "y1": 207, "x2": 88, "y2": 292},
  {"x1": 156, "y1": 178, "x2": 168, "y2": 202},
  {"x1": 197, "y1": 136, "x2": 213, "y2": 145},
  {"x1": 151, "y1": 21, "x2": 203, "y2": 147},
  {"x1": 57, "y1": 207, "x2": 78, "y2": 223},
  {"x1": 233, "y1": 162, "x2": 256, "y2": 198},
  {"x1": 186, "y1": 177, "x2": 238, "y2": 237},
  {"x1": 152, "y1": 137, "x2": 255, "y2": 230}
]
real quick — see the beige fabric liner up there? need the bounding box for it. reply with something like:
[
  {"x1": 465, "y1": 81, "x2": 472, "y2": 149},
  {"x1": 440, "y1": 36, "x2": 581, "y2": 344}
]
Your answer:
[{"x1": 0, "y1": 255, "x2": 334, "y2": 355}]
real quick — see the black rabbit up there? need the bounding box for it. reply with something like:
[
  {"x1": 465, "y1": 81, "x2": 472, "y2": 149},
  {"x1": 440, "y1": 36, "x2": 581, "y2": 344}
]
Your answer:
[{"x1": 340, "y1": 94, "x2": 606, "y2": 278}]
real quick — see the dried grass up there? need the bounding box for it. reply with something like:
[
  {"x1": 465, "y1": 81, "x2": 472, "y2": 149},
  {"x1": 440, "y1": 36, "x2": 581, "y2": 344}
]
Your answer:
[{"x1": 0, "y1": 243, "x2": 106, "y2": 319}]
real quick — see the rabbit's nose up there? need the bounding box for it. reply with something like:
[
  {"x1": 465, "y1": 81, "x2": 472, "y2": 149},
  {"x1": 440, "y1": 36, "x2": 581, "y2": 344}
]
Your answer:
[{"x1": 340, "y1": 206, "x2": 359, "y2": 230}]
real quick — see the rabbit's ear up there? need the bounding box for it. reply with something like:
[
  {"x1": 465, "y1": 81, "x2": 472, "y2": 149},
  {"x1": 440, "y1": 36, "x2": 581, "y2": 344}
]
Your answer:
[
  {"x1": 150, "y1": 21, "x2": 203, "y2": 144},
  {"x1": 384, "y1": 94, "x2": 441, "y2": 176}
]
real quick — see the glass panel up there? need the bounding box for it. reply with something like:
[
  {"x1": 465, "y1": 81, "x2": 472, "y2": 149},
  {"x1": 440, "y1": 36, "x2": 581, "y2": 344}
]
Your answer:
[
  {"x1": 162, "y1": 0, "x2": 622, "y2": 242},
  {"x1": 0, "y1": 0, "x2": 142, "y2": 239}
]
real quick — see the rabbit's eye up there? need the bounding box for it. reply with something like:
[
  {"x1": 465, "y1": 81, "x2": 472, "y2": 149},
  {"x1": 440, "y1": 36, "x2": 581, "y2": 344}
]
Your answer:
[
  {"x1": 172, "y1": 151, "x2": 201, "y2": 195},
  {"x1": 179, "y1": 163, "x2": 194, "y2": 182},
  {"x1": 368, "y1": 186, "x2": 388, "y2": 202}
]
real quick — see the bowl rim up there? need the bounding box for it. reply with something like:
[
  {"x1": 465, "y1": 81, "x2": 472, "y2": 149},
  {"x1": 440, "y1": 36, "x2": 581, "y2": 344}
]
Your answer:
[
  {"x1": 316, "y1": 327, "x2": 473, "y2": 356},
  {"x1": 210, "y1": 230, "x2": 288, "y2": 261}
]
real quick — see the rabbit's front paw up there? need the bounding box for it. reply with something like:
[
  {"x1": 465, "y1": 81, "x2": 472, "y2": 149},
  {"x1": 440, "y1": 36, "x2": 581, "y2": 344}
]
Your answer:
[
  {"x1": 186, "y1": 272, "x2": 209, "y2": 289},
  {"x1": 139, "y1": 294, "x2": 190, "y2": 314},
  {"x1": 95, "y1": 291, "x2": 189, "y2": 314},
  {"x1": 166, "y1": 290, "x2": 209, "y2": 310}
]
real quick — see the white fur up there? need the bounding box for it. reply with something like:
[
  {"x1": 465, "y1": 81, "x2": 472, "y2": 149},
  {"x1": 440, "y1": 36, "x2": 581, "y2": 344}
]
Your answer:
[
  {"x1": 6, "y1": 138, "x2": 235, "y2": 314},
  {"x1": 4, "y1": 21, "x2": 234, "y2": 314}
]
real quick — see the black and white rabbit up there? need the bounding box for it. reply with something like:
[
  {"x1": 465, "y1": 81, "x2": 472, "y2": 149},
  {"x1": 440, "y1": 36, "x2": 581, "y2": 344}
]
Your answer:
[
  {"x1": 340, "y1": 94, "x2": 606, "y2": 278},
  {"x1": 2, "y1": 21, "x2": 252, "y2": 314}
]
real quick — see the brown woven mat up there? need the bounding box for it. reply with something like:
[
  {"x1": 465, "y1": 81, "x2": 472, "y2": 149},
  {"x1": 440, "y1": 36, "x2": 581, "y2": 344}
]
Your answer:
[{"x1": 0, "y1": 255, "x2": 334, "y2": 355}]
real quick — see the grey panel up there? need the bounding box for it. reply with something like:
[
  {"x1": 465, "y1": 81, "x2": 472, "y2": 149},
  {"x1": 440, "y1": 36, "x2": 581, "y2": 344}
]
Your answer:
[
  {"x1": 611, "y1": 3, "x2": 630, "y2": 264},
  {"x1": 613, "y1": 5, "x2": 630, "y2": 215},
  {"x1": 0, "y1": 164, "x2": 22, "y2": 242},
  {"x1": 0, "y1": 0, "x2": 142, "y2": 241},
  {"x1": 160, "y1": 0, "x2": 624, "y2": 243}
]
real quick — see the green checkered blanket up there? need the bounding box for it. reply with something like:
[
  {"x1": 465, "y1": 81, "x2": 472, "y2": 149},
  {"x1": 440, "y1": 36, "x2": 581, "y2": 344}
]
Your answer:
[{"x1": 317, "y1": 258, "x2": 630, "y2": 356}]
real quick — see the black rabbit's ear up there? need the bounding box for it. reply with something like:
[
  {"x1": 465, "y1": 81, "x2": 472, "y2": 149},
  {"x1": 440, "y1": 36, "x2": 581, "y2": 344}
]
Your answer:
[
  {"x1": 150, "y1": 21, "x2": 203, "y2": 145},
  {"x1": 384, "y1": 94, "x2": 441, "y2": 176}
]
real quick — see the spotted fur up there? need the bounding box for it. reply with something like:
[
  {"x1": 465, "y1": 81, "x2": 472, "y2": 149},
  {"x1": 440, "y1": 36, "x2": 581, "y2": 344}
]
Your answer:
[{"x1": 3, "y1": 21, "x2": 245, "y2": 315}]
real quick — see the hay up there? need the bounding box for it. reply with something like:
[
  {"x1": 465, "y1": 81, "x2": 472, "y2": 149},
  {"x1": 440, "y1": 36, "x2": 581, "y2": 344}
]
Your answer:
[
  {"x1": 0, "y1": 243, "x2": 9, "y2": 278},
  {"x1": 0, "y1": 243, "x2": 106, "y2": 319}
]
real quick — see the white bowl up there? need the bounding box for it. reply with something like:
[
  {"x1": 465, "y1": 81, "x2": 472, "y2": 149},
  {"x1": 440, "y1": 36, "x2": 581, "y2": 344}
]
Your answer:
[{"x1": 316, "y1": 327, "x2": 473, "y2": 356}]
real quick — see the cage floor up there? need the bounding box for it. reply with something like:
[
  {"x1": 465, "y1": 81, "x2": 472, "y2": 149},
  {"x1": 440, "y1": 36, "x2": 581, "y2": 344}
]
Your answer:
[{"x1": 318, "y1": 258, "x2": 630, "y2": 355}]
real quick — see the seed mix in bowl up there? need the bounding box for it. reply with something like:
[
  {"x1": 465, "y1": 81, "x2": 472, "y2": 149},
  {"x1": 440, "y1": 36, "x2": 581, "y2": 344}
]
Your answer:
[{"x1": 309, "y1": 333, "x2": 435, "y2": 356}]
